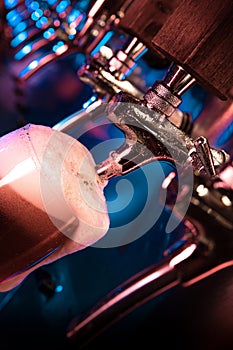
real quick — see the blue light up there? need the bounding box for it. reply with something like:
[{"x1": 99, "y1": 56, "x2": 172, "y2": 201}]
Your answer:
[
  {"x1": 36, "y1": 16, "x2": 49, "y2": 28},
  {"x1": 43, "y1": 27, "x2": 55, "y2": 39},
  {"x1": 216, "y1": 120, "x2": 233, "y2": 146},
  {"x1": 55, "y1": 285, "x2": 63, "y2": 293},
  {"x1": 90, "y1": 31, "x2": 114, "y2": 56},
  {"x1": 22, "y1": 44, "x2": 32, "y2": 54},
  {"x1": 14, "y1": 44, "x2": 32, "y2": 60},
  {"x1": 28, "y1": 1, "x2": 39, "y2": 11},
  {"x1": 52, "y1": 40, "x2": 65, "y2": 52},
  {"x1": 13, "y1": 21, "x2": 27, "y2": 35},
  {"x1": 68, "y1": 34, "x2": 75, "y2": 40},
  {"x1": 68, "y1": 9, "x2": 81, "y2": 24},
  {"x1": 19, "y1": 58, "x2": 40, "y2": 79},
  {"x1": 4, "y1": 0, "x2": 18, "y2": 10},
  {"x1": 52, "y1": 44, "x2": 58, "y2": 52},
  {"x1": 46, "y1": 0, "x2": 57, "y2": 5},
  {"x1": 56, "y1": 0, "x2": 69, "y2": 13},
  {"x1": 10, "y1": 31, "x2": 28, "y2": 47},
  {"x1": 17, "y1": 32, "x2": 27, "y2": 41},
  {"x1": 179, "y1": 85, "x2": 207, "y2": 120},
  {"x1": 135, "y1": 47, "x2": 148, "y2": 62},
  {"x1": 78, "y1": 0, "x2": 90, "y2": 11},
  {"x1": 6, "y1": 9, "x2": 15, "y2": 21},
  {"x1": 28, "y1": 59, "x2": 39, "y2": 70},
  {"x1": 31, "y1": 9, "x2": 43, "y2": 21},
  {"x1": 83, "y1": 95, "x2": 97, "y2": 109},
  {"x1": 6, "y1": 9, "x2": 22, "y2": 27},
  {"x1": 75, "y1": 16, "x2": 86, "y2": 32},
  {"x1": 40, "y1": 16, "x2": 48, "y2": 25}
]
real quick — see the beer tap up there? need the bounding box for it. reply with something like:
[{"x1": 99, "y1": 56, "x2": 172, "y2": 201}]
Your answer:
[
  {"x1": 95, "y1": 63, "x2": 229, "y2": 180},
  {"x1": 53, "y1": 0, "x2": 192, "y2": 134},
  {"x1": 93, "y1": 0, "x2": 233, "y2": 183},
  {"x1": 52, "y1": 34, "x2": 148, "y2": 133}
]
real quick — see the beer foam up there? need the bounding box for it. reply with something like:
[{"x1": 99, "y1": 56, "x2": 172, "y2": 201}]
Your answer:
[{"x1": 0, "y1": 124, "x2": 110, "y2": 246}]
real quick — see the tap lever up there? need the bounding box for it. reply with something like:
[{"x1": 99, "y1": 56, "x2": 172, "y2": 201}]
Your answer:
[
  {"x1": 97, "y1": 92, "x2": 229, "y2": 181},
  {"x1": 97, "y1": 95, "x2": 190, "y2": 180}
]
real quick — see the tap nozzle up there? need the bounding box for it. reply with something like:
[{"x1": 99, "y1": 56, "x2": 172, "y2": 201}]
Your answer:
[{"x1": 144, "y1": 63, "x2": 196, "y2": 117}]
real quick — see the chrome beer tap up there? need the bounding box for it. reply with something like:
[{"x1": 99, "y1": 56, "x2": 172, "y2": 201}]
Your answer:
[
  {"x1": 54, "y1": 39, "x2": 193, "y2": 135},
  {"x1": 77, "y1": 36, "x2": 148, "y2": 101},
  {"x1": 53, "y1": 34, "x2": 149, "y2": 133},
  {"x1": 96, "y1": 63, "x2": 229, "y2": 180}
]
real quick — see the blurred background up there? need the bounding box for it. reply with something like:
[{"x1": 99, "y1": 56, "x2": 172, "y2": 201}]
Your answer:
[{"x1": 0, "y1": 1, "x2": 232, "y2": 349}]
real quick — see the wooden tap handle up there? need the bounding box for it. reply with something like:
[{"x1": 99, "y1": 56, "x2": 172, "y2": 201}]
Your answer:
[
  {"x1": 119, "y1": 0, "x2": 180, "y2": 52},
  {"x1": 151, "y1": 0, "x2": 233, "y2": 100}
]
